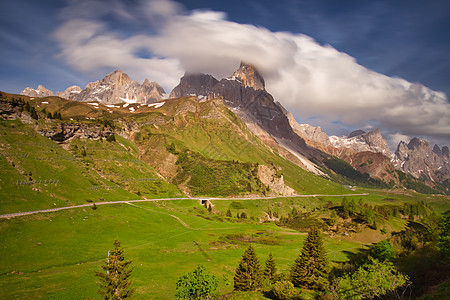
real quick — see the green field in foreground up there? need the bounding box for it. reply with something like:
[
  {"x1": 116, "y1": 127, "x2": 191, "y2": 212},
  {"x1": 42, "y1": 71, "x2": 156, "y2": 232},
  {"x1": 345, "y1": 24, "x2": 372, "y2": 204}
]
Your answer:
[{"x1": 0, "y1": 199, "x2": 365, "y2": 299}]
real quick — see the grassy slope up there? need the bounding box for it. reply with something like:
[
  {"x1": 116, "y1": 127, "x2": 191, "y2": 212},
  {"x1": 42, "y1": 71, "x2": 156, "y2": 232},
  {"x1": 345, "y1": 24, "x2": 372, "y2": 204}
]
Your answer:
[
  {"x1": 131, "y1": 97, "x2": 344, "y2": 195},
  {"x1": 0, "y1": 119, "x2": 139, "y2": 214}
]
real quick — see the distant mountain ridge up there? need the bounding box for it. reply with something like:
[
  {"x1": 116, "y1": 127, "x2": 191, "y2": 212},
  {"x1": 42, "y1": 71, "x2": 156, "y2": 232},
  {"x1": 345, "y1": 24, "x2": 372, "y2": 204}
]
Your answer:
[
  {"x1": 287, "y1": 112, "x2": 449, "y2": 185},
  {"x1": 393, "y1": 138, "x2": 450, "y2": 183},
  {"x1": 21, "y1": 70, "x2": 166, "y2": 104},
  {"x1": 18, "y1": 65, "x2": 449, "y2": 189}
]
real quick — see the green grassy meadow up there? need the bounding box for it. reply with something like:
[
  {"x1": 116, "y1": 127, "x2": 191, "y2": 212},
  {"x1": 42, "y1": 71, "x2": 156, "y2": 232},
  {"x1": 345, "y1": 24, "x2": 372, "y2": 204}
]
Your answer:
[{"x1": 0, "y1": 199, "x2": 367, "y2": 299}]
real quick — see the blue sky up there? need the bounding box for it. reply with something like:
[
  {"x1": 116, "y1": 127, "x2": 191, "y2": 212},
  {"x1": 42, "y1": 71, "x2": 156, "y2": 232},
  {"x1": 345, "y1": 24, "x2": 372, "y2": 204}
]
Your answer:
[{"x1": 1, "y1": 0, "x2": 449, "y2": 147}]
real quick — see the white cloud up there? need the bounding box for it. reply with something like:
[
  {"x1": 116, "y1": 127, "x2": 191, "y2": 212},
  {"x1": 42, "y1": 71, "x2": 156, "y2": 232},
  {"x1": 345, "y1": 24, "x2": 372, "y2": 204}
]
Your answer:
[{"x1": 53, "y1": 0, "x2": 450, "y2": 146}]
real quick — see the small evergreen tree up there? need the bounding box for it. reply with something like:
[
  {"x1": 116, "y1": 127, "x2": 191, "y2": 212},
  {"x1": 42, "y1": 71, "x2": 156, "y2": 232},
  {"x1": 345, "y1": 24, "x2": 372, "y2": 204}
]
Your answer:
[
  {"x1": 330, "y1": 209, "x2": 337, "y2": 225},
  {"x1": 291, "y1": 226, "x2": 329, "y2": 290},
  {"x1": 226, "y1": 209, "x2": 232, "y2": 218},
  {"x1": 369, "y1": 240, "x2": 395, "y2": 262},
  {"x1": 234, "y1": 244, "x2": 261, "y2": 291},
  {"x1": 263, "y1": 252, "x2": 277, "y2": 283},
  {"x1": 30, "y1": 107, "x2": 38, "y2": 120},
  {"x1": 95, "y1": 239, "x2": 134, "y2": 299},
  {"x1": 175, "y1": 264, "x2": 219, "y2": 299}
]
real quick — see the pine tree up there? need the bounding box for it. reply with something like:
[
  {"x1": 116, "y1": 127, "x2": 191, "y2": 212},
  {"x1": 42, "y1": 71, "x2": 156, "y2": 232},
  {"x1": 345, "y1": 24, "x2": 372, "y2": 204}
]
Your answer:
[
  {"x1": 263, "y1": 252, "x2": 277, "y2": 283},
  {"x1": 30, "y1": 107, "x2": 38, "y2": 120},
  {"x1": 290, "y1": 226, "x2": 329, "y2": 290},
  {"x1": 226, "y1": 209, "x2": 232, "y2": 218},
  {"x1": 95, "y1": 239, "x2": 134, "y2": 299},
  {"x1": 234, "y1": 244, "x2": 261, "y2": 291}
]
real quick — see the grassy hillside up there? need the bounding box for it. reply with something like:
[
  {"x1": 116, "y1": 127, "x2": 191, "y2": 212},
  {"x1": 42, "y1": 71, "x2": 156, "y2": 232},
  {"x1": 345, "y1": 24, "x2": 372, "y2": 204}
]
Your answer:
[
  {"x1": 0, "y1": 119, "x2": 141, "y2": 214},
  {"x1": 128, "y1": 97, "x2": 345, "y2": 196}
]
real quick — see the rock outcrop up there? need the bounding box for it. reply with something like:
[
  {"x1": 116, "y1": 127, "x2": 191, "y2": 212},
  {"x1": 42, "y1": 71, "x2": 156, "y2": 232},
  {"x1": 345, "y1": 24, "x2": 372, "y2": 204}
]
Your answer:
[
  {"x1": 21, "y1": 85, "x2": 54, "y2": 97},
  {"x1": 38, "y1": 123, "x2": 114, "y2": 142},
  {"x1": 257, "y1": 164, "x2": 296, "y2": 196}
]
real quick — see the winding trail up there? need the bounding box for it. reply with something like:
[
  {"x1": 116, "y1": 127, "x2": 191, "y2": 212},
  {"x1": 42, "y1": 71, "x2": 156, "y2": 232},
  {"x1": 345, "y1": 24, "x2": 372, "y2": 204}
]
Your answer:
[{"x1": 0, "y1": 193, "x2": 368, "y2": 220}]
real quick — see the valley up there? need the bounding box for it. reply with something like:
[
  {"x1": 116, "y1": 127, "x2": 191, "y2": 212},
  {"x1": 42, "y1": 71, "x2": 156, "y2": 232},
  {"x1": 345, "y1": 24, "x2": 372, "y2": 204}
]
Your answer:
[{"x1": 1, "y1": 64, "x2": 449, "y2": 299}]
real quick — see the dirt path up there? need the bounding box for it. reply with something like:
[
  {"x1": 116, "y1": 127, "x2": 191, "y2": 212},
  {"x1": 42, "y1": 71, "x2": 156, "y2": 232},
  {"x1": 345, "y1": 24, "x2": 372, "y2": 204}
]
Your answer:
[
  {"x1": 0, "y1": 193, "x2": 368, "y2": 219},
  {"x1": 125, "y1": 202, "x2": 191, "y2": 229}
]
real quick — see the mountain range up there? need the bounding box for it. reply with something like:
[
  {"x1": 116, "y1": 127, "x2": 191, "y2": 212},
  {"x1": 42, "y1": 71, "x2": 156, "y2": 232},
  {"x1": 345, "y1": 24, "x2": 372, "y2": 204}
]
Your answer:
[{"x1": 19, "y1": 63, "x2": 450, "y2": 193}]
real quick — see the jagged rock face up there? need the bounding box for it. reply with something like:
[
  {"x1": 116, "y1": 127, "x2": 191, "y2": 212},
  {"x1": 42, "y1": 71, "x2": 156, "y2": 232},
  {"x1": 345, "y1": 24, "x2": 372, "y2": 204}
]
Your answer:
[
  {"x1": 169, "y1": 64, "x2": 312, "y2": 158},
  {"x1": 329, "y1": 129, "x2": 392, "y2": 157},
  {"x1": 169, "y1": 73, "x2": 218, "y2": 99},
  {"x1": 443, "y1": 146, "x2": 450, "y2": 157},
  {"x1": 287, "y1": 114, "x2": 331, "y2": 146},
  {"x1": 348, "y1": 130, "x2": 366, "y2": 139},
  {"x1": 38, "y1": 123, "x2": 114, "y2": 142},
  {"x1": 56, "y1": 86, "x2": 82, "y2": 100},
  {"x1": 393, "y1": 137, "x2": 450, "y2": 182},
  {"x1": 231, "y1": 62, "x2": 265, "y2": 90},
  {"x1": 286, "y1": 115, "x2": 400, "y2": 182},
  {"x1": 72, "y1": 70, "x2": 166, "y2": 104},
  {"x1": 21, "y1": 85, "x2": 54, "y2": 97},
  {"x1": 289, "y1": 117, "x2": 392, "y2": 157}
]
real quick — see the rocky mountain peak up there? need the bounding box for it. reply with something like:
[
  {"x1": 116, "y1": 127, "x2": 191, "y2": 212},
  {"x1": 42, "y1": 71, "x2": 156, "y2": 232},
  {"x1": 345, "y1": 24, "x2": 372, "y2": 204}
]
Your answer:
[
  {"x1": 105, "y1": 70, "x2": 131, "y2": 86},
  {"x1": 71, "y1": 70, "x2": 165, "y2": 104},
  {"x1": 362, "y1": 128, "x2": 391, "y2": 155},
  {"x1": 21, "y1": 85, "x2": 54, "y2": 97},
  {"x1": 347, "y1": 129, "x2": 366, "y2": 139},
  {"x1": 393, "y1": 137, "x2": 450, "y2": 182},
  {"x1": 443, "y1": 146, "x2": 449, "y2": 157},
  {"x1": 231, "y1": 62, "x2": 265, "y2": 90},
  {"x1": 407, "y1": 137, "x2": 429, "y2": 150},
  {"x1": 433, "y1": 144, "x2": 442, "y2": 156},
  {"x1": 169, "y1": 73, "x2": 219, "y2": 99},
  {"x1": 55, "y1": 85, "x2": 82, "y2": 100}
]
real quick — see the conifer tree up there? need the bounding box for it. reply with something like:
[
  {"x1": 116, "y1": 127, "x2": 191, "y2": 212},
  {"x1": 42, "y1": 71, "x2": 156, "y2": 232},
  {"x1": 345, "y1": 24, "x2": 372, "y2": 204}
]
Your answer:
[
  {"x1": 234, "y1": 244, "x2": 261, "y2": 291},
  {"x1": 226, "y1": 209, "x2": 232, "y2": 218},
  {"x1": 263, "y1": 252, "x2": 277, "y2": 283},
  {"x1": 290, "y1": 226, "x2": 329, "y2": 290},
  {"x1": 95, "y1": 239, "x2": 134, "y2": 299}
]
